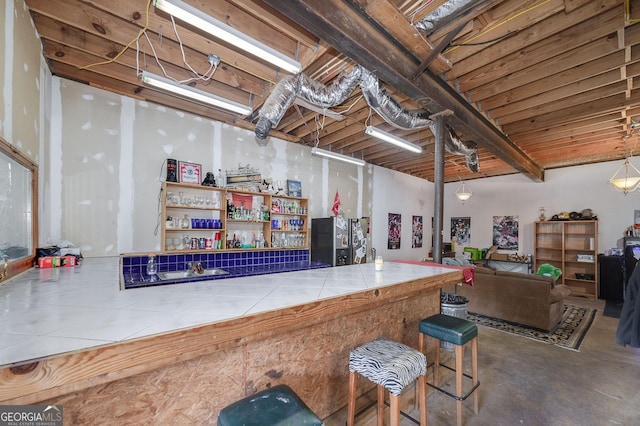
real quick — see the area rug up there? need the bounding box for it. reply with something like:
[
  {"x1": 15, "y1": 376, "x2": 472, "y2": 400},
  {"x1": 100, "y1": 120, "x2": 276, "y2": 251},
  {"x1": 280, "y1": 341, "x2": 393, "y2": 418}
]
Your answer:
[{"x1": 466, "y1": 304, "x2": 597, "y2": 352}]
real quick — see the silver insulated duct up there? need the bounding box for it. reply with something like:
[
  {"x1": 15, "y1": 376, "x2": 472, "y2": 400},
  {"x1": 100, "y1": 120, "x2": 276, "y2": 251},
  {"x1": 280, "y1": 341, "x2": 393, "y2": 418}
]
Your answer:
[
  {"x1": 413, "y1": 0, "x2": 478, "y2": 35},
  {"x1": 255, "y1": 65, "x2": 479, "y2": 172}
]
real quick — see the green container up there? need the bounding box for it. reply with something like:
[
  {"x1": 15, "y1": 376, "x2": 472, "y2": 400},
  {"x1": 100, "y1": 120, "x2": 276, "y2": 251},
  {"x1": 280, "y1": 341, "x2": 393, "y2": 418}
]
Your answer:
[
  {"x1": 463, "y1": 247, "x2": 482, "y2": 260},
  {"x1": 535, "y1": 263, "x2": 562, "y2": 280}
]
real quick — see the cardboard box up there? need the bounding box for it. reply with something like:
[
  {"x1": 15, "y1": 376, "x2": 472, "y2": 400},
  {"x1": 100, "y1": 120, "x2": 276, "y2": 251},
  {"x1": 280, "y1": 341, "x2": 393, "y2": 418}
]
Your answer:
[
  {"x1": 489, "y1": 253, "x2": 510, "y2": 261},
  {"x1": 38, "y1": 256, "x2": 77, "y2": 268}
]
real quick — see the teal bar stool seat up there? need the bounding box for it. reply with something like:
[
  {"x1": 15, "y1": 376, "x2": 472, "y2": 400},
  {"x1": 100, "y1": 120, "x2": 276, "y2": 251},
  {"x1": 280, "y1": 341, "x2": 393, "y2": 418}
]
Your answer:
[
  {"x1": 217, "y1": 384, "x2": 323, "y2": 426},
  {"x1": 418, "y1": 313, "x2": 480, "y2": 426}
]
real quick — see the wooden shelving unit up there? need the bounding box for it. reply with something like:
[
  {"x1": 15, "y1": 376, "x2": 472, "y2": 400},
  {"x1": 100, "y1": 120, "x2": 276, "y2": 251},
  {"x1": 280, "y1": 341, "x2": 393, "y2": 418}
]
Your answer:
[
  {"x1": 161, "y1": 182, "x2": 308, "y2": 252},
  {"x1": 534, "y1": 220, "x2": 598, "y2": 298}
]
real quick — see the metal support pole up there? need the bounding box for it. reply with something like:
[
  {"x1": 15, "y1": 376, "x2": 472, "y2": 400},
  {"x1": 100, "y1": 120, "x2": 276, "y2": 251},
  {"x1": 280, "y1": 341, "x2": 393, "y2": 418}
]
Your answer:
[{"x1": 431, "y1": 110, "x2": 452, "y2": 264}]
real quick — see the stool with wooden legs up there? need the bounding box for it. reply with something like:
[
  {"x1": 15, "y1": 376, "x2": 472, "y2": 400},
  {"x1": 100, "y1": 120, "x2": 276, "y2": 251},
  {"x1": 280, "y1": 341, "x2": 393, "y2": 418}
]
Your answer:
[
  {"x1": 418, "y1": 314, "x2": 479, "y2": 426},
  {"x1": 347, "y1": 338, "x2": 427, "y2": 426}
]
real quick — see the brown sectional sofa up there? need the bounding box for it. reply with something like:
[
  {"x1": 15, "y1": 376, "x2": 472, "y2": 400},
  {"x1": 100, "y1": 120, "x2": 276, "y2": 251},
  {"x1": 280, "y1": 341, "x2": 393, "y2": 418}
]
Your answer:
[{"x1": 455, "y1": 266, "x2": 571, "y2": 332}]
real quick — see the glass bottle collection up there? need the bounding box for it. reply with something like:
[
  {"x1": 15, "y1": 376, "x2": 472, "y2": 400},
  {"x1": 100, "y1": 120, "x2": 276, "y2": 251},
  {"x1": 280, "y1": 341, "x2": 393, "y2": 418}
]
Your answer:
[{"x1": 164, "y1": 186, "x2": 307, "y2": 251}]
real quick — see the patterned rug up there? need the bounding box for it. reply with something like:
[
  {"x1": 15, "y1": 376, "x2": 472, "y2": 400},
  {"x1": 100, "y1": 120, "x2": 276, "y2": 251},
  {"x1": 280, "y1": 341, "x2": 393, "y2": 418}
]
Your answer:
[{"x1": 466, "y1": 304, "x2": 597, "y2": 352}]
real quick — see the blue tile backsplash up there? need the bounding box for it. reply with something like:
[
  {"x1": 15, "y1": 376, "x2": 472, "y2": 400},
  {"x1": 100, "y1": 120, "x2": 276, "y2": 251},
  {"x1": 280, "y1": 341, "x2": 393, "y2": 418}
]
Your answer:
[{"x1": 120, "y1": 249, "x2": 328, "y2": 289}]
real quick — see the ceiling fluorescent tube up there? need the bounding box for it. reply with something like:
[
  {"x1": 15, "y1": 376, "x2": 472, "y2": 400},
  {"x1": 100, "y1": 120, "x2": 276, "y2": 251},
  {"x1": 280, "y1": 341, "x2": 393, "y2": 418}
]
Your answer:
[
  {"x1": 365, "y1": 126, "x2": 422, "y2": 153},
  {"x1": 141, "y1": 71, "x2": 252, "y2": 116},
  {"x1": 154, "y1": 0, "x2": 302, "y2": 74},
  {"x1": 311, "y1": 147, "x2": 365, "y2": 166}
]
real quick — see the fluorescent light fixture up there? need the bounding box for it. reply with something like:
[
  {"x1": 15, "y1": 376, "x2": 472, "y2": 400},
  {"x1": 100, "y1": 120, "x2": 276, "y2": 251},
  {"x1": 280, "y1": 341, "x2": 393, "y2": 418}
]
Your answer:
[
  {"x1": 311, "y1": 147, "x2": 365, "y2": 167},
  {"x1": 154, "y1": 0, "x2": 302, "y2": 74},
  {"x1": 365, "y1": 126, "x2": 422, "y2": 153},
  {"x1": 141, "y1": 71, "x2": 252, "y2": 115}
]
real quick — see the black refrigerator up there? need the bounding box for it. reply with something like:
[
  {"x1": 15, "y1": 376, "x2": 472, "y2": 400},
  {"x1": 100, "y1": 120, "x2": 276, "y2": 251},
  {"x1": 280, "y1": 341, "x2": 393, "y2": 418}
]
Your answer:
[
  {"x1": 310, "y1": 217, "x2": 368, "y2": 266},
  {"x1": 617, "y1": 237, "x2": 640, "y2": 299},
  {"x1": 598, "y1": 254, "x2": 624, "y2": 300}
]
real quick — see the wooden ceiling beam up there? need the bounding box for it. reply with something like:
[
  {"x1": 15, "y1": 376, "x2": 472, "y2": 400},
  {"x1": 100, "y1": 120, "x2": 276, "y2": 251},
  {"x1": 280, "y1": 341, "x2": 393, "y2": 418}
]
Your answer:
[
  {"x1": 482, "y1": 51, "x2": 628, "y2": 112},
  {"x1": 264, "y1": 0, "x2": 544, "y2": 182},
  {"x1": 511, "y1": 113, "x2": 623, "y2": 142},
  {"x1": 498, "y1": 81, "x2": 629, "y2": 126},
  {"x1": 33, "y1": 13, "x2": 265, "y2": 97},
  {"x1": 470, "y1": 37, "x2": 621, "y2": 102},
  {"x1": 503, "y1": 90, "x2": 640, "y2": 134},
  {"x1": 454, "y1": 3, "x2": 622, "y2": 91},
  {"x1": 492, "y1": 79, "x2": 628, "y2": 124},
  {"x1": 444, "y1": 0, "x2": 565, "y2": 66},
  {"x1": 359, "y1": 0, "x2": 452, "y2": 74}
]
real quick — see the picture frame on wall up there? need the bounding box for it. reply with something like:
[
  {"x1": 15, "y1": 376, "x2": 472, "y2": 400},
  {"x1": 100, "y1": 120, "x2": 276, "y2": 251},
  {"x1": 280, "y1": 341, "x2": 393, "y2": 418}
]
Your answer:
[
  {"x1": 287, "y1": 180, "x2": 302, "y2": 197},
  {"x1": 388, "y1": 213, "x2": 401, "y2": 249},
  {"x1": 178, "y1": 161, "x2": 202, "y2": 185}
]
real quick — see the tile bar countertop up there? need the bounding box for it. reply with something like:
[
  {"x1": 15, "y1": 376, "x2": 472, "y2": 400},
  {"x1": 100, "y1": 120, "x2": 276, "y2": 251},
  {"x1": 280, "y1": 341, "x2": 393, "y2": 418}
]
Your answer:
[
  {"x1": 0, "y1": 257, "x2": 460, "y2": 368},
  {"x1": 0, "y1": 257, "x2": 464, "y2": 408}
]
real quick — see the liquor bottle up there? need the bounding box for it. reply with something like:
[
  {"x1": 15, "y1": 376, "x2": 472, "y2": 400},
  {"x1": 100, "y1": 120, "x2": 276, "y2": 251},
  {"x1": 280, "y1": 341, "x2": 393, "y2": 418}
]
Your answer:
[
  {"x1": 146, "y1": 255, "x2": 157, "y2": 276},
  {"x1": 166, "y1": 159, "x2": 178, "y2": 182}
]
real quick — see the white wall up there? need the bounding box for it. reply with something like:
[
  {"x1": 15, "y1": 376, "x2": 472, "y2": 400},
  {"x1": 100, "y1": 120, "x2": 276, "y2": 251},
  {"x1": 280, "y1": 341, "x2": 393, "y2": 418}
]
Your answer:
[
  {"x1": 444, "y1": 161, "x2": 638, "y2": 256},
  {"x1": 40, "y1": 76, "x2": 639, "y2": 260},
  {"x1": 41, "y1": 78, "x2": 375, "y2": 256},
  {"x1": 371, "y1": 166, "x2": 434, "y2": 261}
]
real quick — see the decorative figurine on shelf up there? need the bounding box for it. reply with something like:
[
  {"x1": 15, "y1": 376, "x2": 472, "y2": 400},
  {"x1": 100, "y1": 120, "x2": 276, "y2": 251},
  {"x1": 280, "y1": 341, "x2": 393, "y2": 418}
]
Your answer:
[
  {"x1": 201, "y1": 172, "x2": 217, "y2": 187},
  {"x1": 539, "y1": 206, "x2": 546, "y2": 221},
  {"x1": 216, "y1": 169, "x2": 225, "y2": 188}
]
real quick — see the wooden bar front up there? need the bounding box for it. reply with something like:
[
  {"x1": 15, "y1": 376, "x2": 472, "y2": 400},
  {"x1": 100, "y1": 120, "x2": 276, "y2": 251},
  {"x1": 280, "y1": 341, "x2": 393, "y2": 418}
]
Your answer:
[{"x1": 0, "y1": 268, "x2": 462, "y2": 423}]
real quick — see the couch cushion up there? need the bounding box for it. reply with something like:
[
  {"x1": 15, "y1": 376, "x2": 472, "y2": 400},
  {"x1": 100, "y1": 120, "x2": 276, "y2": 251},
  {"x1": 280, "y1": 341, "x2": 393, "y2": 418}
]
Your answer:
[
  {"x1": 474, "y1": 266, "x2": 496, "y2": 275},
  {"x1": 495, "y1": 270, "x2": 555, "y2": 286}
]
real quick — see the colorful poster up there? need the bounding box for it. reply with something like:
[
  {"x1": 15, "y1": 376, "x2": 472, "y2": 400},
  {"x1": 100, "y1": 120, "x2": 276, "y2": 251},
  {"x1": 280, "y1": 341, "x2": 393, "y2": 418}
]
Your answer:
[
  {"x1": 388, "y1": 213, "x2": 401, "y2": 249},
  {"x1": 412, "y1": 215, "x2": 423, "y2": 248},
  {"x1": 451, "y1": 217, "x2": 471, "y2": 245},
  {"x1": 492, "y1": 215, "x2": 519, "y2": 250}
]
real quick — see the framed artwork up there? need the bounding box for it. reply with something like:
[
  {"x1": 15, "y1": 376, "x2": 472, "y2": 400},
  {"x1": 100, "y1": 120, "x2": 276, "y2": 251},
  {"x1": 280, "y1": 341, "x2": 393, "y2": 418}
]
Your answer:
[
  {"x1": 388, "y1": 213, "x2": 401, "y2": 249},
  {"x1": 451, "y1": 217, "x2": 471, "y2": 245},
  {"x1": 412, "y1": 215, "x2": 423, "y2": 248},
  {"x1": 178, "y1": 161, "x2": 202, "y2": 185},
  {"x1": 492, "y1": 215, "x2": 519, "y2": 250},
  {"x1": 287, "y1": 180, "x2": 302, "y2": 197}
]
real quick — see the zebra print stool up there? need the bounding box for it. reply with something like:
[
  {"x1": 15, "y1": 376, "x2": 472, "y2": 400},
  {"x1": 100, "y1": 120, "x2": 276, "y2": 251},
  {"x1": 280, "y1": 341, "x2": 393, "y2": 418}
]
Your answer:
[
  {"x1": 347, "y1": 338, "x2": 427, "y2": 426},
  {"x1": 419, "y1": 314, "x2": 479, "y2": 426}
]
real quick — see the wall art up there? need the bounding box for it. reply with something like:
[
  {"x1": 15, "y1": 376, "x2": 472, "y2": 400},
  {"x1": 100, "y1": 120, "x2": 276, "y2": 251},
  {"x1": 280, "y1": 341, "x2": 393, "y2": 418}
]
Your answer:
[
  {"x1": 412, "y1": 215, "x2": 423, "y2": 248},
  {"x1": 451, "y1": 217, "x2": 471, "y2": 245},
  {"x1": 492, "y1": 215, "x2": 519, "y2": 250},
  {"x1": 388, "y1": 213, "x2": 401, "y2": 249}
]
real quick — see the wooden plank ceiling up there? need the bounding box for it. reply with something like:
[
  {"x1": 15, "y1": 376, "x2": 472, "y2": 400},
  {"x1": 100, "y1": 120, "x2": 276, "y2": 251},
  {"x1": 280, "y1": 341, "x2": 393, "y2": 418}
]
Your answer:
[{"x1": 24, "y1": 0, "x2": 640, "y2": 183}]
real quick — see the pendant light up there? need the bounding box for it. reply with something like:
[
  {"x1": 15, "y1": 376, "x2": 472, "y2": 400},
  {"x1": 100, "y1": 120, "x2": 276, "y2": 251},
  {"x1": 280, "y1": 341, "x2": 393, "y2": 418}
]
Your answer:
[
  {"x1": 609, "y1": 134, "x2": 640, "y2": 195},
  {"x1": 455, "y1": 178, "x2": 472, "y2": 204}
]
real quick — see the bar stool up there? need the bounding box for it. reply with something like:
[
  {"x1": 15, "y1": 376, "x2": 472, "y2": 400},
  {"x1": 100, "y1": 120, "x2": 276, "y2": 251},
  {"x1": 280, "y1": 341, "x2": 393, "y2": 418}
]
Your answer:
[
  {"x1": 217, "y1": 384, "x2": 323, "y2": 426},
  {"x1": 418, "y1": 314, "x2": 479, "y2": 426},
  {"x1": 347, "y1": 338, "x2": 427, "y2": 426}
]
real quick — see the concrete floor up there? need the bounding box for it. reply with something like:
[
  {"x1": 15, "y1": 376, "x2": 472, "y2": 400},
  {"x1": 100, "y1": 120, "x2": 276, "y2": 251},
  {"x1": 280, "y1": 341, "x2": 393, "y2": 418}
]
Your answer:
[{"x1": 325, "y1": 296, "x2": 640, "y2": 426}]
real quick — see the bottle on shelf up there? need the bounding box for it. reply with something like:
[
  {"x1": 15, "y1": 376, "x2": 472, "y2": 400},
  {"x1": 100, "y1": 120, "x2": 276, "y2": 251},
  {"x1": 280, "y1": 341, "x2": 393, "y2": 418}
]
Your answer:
[{"x1": 216, "y1": 169, "x2": 225, "y2": 188}]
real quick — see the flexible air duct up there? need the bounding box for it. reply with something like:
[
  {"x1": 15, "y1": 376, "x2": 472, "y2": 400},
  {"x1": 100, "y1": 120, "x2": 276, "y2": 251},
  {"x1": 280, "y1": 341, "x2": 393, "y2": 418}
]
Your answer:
[{"x1": 255, "y1": 65, "x2": 479, "y2": 172}]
